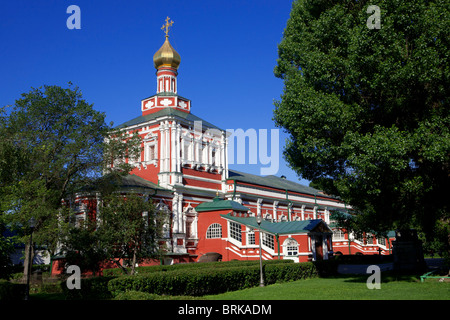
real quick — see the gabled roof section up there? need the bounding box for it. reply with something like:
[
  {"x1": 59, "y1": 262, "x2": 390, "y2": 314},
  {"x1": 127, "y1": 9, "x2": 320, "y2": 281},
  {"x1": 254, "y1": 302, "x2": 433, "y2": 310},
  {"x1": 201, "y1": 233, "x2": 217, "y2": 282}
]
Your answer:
[
  {"x1": 195, "y1": 197, "x2": 249, "y2": 213},
  {"x1": 221, "y1": 213, "x2": 332, "y2": 235},
  {"x1": 73, "y1": 174, "x2": 170, "y2": 195},
  {"x1": 228, "y1": 169, "x2": 324, "y2": 197},
  {"x1": 119, "y1": 174, "x2": 169, "y2": 191},
  {"x1": 115, "y1": 107, "x2": 222, "y2": 131}
]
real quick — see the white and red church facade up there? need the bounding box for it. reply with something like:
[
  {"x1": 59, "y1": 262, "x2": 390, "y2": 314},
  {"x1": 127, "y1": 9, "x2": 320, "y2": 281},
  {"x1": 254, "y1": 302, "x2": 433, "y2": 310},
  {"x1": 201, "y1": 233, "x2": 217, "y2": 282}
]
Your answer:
[{"x1": 51, "y1": 22, "x2": 394, "y2": 274}]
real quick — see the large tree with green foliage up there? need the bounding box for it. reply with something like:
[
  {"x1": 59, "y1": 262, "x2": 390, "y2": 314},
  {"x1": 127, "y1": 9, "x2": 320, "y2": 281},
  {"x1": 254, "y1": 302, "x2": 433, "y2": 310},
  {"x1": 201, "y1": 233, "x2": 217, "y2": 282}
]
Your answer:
[
  {"x1": 0, "y1": 84, "x2": 140, "y2": 277},
  {"x1": 98, "y1": 193, "x2": 166, "y2": 275},
  {"x1": 274, "y1": 0, "x2": 449, "y2": 247},
  {"x1": 60, "y1": 192, "x2": 167, "y2": 276}
]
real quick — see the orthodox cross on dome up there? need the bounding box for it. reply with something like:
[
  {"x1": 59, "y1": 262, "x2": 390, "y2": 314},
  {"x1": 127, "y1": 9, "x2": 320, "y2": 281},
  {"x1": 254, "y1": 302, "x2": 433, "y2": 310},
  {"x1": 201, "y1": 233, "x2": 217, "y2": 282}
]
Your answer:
[{"x1": 161, "y1": 16, "x2": 174, "y2": 37}]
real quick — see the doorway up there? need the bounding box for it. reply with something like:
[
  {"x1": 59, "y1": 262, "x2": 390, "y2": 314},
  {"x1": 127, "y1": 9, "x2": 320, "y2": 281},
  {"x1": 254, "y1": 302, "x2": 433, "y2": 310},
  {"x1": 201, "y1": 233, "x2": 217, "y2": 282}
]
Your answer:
[{"x1": 315, "y1": 236, "x2": 323, "y2": 261}]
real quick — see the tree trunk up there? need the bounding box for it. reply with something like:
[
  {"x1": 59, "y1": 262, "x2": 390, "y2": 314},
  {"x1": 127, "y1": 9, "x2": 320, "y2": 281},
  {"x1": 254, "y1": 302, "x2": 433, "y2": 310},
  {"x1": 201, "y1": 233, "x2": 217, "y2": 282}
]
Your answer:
[
  {"x1": 23, "y1": 242, "x2": 34, "y2": 281},
  {"x1": 114, "y1": 259, "x2": 129, "y2": 275},
  {"x1": 131, "y1": 248, "x2": 137, "y2": 276}
]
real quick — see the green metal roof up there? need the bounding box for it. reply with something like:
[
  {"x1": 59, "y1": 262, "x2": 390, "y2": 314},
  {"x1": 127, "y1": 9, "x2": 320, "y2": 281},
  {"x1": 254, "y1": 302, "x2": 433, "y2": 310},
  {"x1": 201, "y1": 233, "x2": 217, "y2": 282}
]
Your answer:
[
  {"x1": 195, "y1": 197, "x2": 250, "y2": 212},
  {"x1": 221, "y1": 213, "x2": 331, "y2": 235},
  {"x1": 228, "y1": 169, "x2": 325, "y2": 197},
  {"x1": 115, "y1": 107, "x2": 223, "y2": 131},
  {"x1": 78, "y1": 173, "x2": 170, "y2": 193},
  {"x1": 118, "y1": 174, "x2": 169, "y2": 191}
]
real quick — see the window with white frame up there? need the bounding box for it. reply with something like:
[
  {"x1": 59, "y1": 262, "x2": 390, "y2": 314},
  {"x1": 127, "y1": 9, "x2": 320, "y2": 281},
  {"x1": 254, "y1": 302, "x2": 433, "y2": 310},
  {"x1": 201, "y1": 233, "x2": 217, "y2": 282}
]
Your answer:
[
  {"x1": 211, "y1": 149, "x2": 216, "y2": 166},
  {"x1": 247, "y1": 228, "x2": 255, "y2": 245},
  {"x1": 144, "y1": 140, "x2": 158, "y2": 163},
  {"x1": 184, "y1": 142, "x2": 190, "y2": 161},
  {"x1": 283, "y1": 238, "x2": 299, "y2": 256},
  {"x1": 229, "y1": 222, "x2": 242, "y2": 243},
  {"x1": 262, "y1": 232, "x2": 274, "y2": 250},
  {"x1": 332, "y1": 229, "x2": 346, "y2": 241},
  {"x1": 206, "y1": 223, "x2": 222, "y2": 239},
  {"x1": 148, "y1": 144, "x2": 156, "y2": 160},
  {"x1": 377, "y1": 236, "x2": 386, "y2": 246}
]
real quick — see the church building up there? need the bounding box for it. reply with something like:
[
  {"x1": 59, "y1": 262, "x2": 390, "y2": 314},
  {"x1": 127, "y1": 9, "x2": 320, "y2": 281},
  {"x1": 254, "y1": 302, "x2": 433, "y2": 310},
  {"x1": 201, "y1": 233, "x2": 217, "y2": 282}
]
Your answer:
[{"x1": 52, "y1": 19, "x2": 394, "y2": 273}]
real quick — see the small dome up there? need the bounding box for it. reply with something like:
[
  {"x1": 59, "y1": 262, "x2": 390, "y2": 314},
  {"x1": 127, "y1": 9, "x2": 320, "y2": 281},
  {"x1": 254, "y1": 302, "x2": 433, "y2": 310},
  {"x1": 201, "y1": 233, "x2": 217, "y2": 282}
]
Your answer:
[{"x1": 153, "y1": 36, "x2": 181, "y2": 70}]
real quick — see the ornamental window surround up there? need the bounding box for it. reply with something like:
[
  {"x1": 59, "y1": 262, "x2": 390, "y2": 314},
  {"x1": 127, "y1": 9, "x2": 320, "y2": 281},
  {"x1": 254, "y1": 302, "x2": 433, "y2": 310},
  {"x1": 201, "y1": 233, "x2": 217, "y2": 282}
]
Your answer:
[
  {"x1": 283, "y1": 238, "x2": 299, "y2": 256},
  {"x1": 143, "y1": 132, "x2": 158, "y2": 166}
]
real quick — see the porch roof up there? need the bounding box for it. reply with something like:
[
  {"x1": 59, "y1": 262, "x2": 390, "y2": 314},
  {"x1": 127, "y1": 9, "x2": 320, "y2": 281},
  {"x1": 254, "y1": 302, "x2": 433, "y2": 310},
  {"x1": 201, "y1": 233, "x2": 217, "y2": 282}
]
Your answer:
[
  {"x1": 220, "y1": 213, "x2": 332, "y2": 235},
  {"x1": 195, "y1": 197, "x2": 250, "y2": 212}
]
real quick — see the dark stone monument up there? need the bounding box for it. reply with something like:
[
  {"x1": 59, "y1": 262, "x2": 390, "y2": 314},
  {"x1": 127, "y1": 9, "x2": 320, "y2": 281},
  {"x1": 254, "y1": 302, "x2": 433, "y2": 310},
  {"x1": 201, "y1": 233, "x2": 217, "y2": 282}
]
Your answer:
[{"x1": 392, "y1": 229, "x2": 427, "y2": 273}]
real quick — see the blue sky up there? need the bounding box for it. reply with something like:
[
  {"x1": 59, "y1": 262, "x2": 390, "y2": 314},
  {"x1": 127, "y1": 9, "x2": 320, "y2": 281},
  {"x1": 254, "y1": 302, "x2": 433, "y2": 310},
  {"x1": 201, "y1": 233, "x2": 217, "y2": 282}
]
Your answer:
[{"x1": 0, "y1": 0, "x2": 310, "y2": 185}]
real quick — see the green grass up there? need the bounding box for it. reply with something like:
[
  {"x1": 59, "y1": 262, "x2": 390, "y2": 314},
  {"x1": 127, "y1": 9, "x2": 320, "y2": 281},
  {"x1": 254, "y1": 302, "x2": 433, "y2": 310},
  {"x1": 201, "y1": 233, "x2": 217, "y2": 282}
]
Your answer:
[
  {"x1": 203, "y1": 274, "x2": 450, "y2": 300},
  {"x1": 27, "y1": 272, "x2": 449, "y2": 300}
]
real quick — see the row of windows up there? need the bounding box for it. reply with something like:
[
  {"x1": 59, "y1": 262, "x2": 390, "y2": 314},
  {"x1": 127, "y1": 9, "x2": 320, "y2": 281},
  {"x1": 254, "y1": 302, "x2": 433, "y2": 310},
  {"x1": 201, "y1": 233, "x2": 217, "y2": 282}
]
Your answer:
[
  {"x1": 205, "y1": 223, "x2": 296, "y2": 254},
  {"x1": 142, "y1": 142, "x2": 219, "y2": 165},
  {"x1": 332, "y1": 229, "x2": 389, "y2": 246}
]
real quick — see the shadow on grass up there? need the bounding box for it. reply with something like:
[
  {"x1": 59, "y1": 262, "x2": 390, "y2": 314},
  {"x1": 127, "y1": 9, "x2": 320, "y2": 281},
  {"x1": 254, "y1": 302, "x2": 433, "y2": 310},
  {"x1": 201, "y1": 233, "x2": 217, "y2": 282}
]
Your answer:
[{"x1": 328, "y1": 271, "x2": 421, "y2": 284}]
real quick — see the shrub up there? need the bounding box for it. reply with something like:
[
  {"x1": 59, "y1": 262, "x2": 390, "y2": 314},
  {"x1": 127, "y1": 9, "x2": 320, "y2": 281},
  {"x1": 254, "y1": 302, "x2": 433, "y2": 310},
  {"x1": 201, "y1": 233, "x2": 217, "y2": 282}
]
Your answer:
[
  {"x1": 108, "y1": 261, "x2": 320, "y2": 297},
  {"x1": 108, "y1": 265, "x2": 261, "y2": 297},
  {"x1": 114, "y1": 290, "x2": 158, "y2": 300},
  {"x1": 102, "y1": 259, "x2": 291, "y2": 276},
  {"x1": 313, "y1": 259, "x2": 339, "y2": 277},
  {"x1": 264, "y1": 261, "x2": 318, "y2": 284},
  {"x1": 61, "y1": 276, "x2": 116, "y2": 300},
  {"x1": 0, "y1": 279, "x2": 26, "y2": 300}
]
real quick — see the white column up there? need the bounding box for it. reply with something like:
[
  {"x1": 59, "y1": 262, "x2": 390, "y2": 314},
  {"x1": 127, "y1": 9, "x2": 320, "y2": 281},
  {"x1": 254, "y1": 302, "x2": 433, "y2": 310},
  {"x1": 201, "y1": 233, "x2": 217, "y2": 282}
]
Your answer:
[
  {"x1": 222, "y1": 132, "x2": 228, "y2": 179},
  {"x1": 165, "y1": 121, "x2": 170, "y2": 172},
  {"x1": 192, "y1": 215, "x2": 198, "y2": 239},
  {"x1": 288, "y1": 203, "x2": 293, "y2": 221},
  {"x1": 171, "y1": 122, "x2": 175, "y2": 172},
  {"x1": 172, "y1": 193, "x2": 179, "y2": 233},
  {"x1": 159, "y1": 123, "x2": 165, "y2": 171},
  {"x1": 190, "y1": 136, "x2": 194, "y2": 162},
  {"x1": 178, "y1": 193, "x2": 184, "y2": 234},
  {"x1": 313, "y1": 206, "x2": 318, "y2": 219},
  {"x1": 273, "y1": 201, "x2": 278, "y2": 222},
  {"x1": 301, "y1": 205, "x2": 306, "y2": 220},
  {"x1": 176, "y1": 123, "x2": 181, "y2": 172},
  {"x1": 257, "y1": 198, "x2": 263, "y2": 218}
]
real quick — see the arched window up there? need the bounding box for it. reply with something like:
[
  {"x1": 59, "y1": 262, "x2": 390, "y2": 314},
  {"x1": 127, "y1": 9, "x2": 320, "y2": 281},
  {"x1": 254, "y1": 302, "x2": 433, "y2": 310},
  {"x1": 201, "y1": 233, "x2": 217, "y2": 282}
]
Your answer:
[
  {"x1": 283, "y1": 238, "x2": 299, "y2": 256},
  {"x1": 206, "y1": 223, "x2": 222, "y2": 239}
]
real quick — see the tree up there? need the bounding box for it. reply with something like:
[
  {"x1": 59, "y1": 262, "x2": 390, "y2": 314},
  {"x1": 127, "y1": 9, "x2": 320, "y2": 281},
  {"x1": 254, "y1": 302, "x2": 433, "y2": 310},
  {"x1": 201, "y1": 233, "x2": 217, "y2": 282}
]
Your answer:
[
  {"x1": 0, "y1": 84, "x2": 140, "y2": 278},
  {"x1": 274, "y1": 0, "x2": 449, "y2": 247},
  {"x1": 60, "y1": 191, "x2": 167, "y2": 276},
  {"x1": 0, "y1": 222, "x2": 16, "y2": 279},
  {"x1": 96, "y1": 193, "x2": 166, "y2": 275},
  {"x1": 59, "y1": 218, "x2": 108, "y2": 276}
]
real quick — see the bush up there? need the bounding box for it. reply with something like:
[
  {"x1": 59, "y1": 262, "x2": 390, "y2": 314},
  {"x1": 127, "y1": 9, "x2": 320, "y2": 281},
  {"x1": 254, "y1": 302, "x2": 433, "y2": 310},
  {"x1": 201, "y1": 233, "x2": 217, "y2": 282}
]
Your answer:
[
  {"x1": 333, "y1": 254, "x2": 393, "y2": 265},
  {"x1": 114, "y1": 290, "x2": 158, "y2": 300},
  {"x1": 108, "y1": 261, "x2": 321, "y2": 297},
  {"x1": 61, "y1": 276, "x2": 116, "y2": 300},
  {"x1": 108, "y1": 265, "x2": 260, "y2": 297},
  {"x1": 0, "y1": 279, "x2": 26, "y2": 300},
  {"x1": 102, "y1": 259, "x2": 292, "y2": 276},
  {"x1": 264, "y1": 261, "x2": 319, "y2": 283},
  {"x1": 313, "y1": 259, "x2": 339, "y2": 276}
]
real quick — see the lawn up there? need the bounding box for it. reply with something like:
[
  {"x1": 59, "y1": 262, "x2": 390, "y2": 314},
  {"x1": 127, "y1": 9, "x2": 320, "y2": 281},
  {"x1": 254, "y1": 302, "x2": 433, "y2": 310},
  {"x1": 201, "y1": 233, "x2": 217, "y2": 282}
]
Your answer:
[
  {"x1": 26, "y1": 271, "x2": 449, "y2": 300},
  {"x1": 203, "y1": 274, "x2": 450, "y2": 300}
]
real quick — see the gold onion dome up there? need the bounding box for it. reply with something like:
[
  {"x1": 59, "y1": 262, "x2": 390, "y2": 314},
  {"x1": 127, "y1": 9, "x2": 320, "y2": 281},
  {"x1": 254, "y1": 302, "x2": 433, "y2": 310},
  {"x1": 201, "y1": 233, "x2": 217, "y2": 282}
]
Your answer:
[
  {"x1": 153, "y1": 37, "x2": 181, "y2": 69},
  {"x1": 153, "y1": 17, "x2": 181, "y2": 70}
]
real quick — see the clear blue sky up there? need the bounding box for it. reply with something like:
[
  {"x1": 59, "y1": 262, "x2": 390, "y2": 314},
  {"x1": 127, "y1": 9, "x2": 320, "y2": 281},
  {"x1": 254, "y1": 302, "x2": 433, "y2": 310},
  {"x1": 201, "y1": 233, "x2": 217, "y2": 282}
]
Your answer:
[{"x1": 0, "y1": 0, "x2": 310, "y2": 185}]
